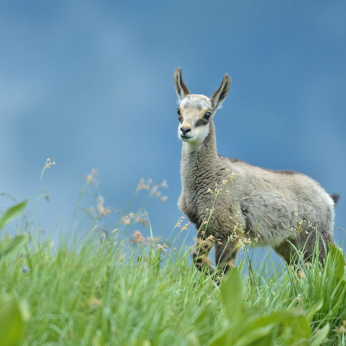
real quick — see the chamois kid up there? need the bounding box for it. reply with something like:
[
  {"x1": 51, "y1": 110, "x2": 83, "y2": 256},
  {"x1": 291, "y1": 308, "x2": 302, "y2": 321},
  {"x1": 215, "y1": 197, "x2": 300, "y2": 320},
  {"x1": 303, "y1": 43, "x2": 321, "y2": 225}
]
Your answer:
[{"x1": 174, "y1": 68, "x2": 339, "y2": 280}]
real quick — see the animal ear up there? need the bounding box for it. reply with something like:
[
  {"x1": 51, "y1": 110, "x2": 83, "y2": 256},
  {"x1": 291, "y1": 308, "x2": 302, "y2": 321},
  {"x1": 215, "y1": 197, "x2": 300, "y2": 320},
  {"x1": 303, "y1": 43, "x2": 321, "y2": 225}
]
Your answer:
[
  {"x1": 174, "y1": 68, "x2": 190, "y2": 101},
  {"x1": 211, "y1": 74, "x2": 231, "y2": 110}
]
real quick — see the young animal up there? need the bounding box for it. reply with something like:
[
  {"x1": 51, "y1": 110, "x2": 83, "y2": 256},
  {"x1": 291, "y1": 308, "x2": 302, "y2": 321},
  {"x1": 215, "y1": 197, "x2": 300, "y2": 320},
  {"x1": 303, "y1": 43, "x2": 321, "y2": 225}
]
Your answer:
[{"x1": 174, "y1": 68, "x2": 339, "y2": 279}]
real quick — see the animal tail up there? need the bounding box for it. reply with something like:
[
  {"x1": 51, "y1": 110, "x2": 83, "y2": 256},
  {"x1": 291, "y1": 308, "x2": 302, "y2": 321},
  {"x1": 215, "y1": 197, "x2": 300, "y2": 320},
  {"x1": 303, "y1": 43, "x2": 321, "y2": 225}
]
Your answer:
[{"x1": 330, "y1": 193, "x2": 340, "y2": 205}]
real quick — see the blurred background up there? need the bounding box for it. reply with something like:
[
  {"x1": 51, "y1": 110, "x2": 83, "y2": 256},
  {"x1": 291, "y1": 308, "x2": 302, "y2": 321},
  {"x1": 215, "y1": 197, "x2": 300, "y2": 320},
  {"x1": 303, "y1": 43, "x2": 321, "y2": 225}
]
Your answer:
[{"x1": 1, "y1": 1, "x2": 345, "y2": 256}]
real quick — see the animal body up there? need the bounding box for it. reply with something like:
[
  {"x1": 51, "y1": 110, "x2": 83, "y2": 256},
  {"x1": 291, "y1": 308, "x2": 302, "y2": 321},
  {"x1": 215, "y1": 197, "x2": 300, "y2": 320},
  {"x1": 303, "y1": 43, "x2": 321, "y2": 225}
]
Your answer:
[{"x1": 174, "y1": 68, "x2": 339, "y2": 279}]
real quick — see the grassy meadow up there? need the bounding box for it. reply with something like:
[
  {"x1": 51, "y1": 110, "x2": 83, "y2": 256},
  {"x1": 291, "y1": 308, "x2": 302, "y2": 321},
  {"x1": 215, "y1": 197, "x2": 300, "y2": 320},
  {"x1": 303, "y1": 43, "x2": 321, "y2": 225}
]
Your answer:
[{"x1": 1, "y1": 161, "x2": 346, "y2": 346}]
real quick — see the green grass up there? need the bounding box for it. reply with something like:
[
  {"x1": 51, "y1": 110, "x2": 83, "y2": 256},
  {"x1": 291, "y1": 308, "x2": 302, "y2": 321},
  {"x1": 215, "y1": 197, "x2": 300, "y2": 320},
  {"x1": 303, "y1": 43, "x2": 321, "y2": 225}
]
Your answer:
[
  {"x1": 1, "y1": 162, "x2": 346, "y2": 345},
  {"x1": 1, "y1": 225, "x2": 346, "y2": 345}
]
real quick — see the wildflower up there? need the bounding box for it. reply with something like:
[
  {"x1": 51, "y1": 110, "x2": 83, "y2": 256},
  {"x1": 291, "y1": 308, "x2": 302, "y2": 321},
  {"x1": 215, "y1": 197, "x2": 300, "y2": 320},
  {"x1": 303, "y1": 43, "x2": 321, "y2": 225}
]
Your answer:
[
  {"x1": 202, "y1": 255, "x2": 211, "y2": 264},
  {"x1": 136, "y1": 215, "x2": 148, "y2": 228},
  {"x1": 86, "y1": 169, "x2": 98, "y2": 185},
  {"x1": 161, "y1": 196, "x2": 168, "y2": 202},
  {"x1": 161, "y1": 180, "x2": 168, "y2": 188},
  {"x1": 131, "y1": 231, "x2": 145, "y2": 243},
  {"x1": 122, "y1": 216, "x2": 131, "y2": 225},
  {"x1": 138, "y1": 178, "x2": 144, "y2": 187},
  {"x1": 215, "y1": 274, "x2": 223, "y2": 284},
  {"x1": 173, "y1": 248, "x2": 176, "y2": 251},
  {"x1": 158, "y1": 244, "x2": 167, "y2": 252},
  {"x1": 137, "y1": 178, "x2": 150, "y2": 190},
  {"x1": 88, "y1": 296, "x2": 102, "y2": 308},
  {"x1": 22, "y1": 266, "x2": 30, "y2": 273},
  {"x1": 181, "y1": 222, "x2": 190, "y2": 230},
  {"x1": 297, "y1": 270, "x2": 307, "y2": 279},
  {"x1": 45, "y1": 158, "x2": 56, "y2": 169},
  {"x1": 335, "y1": 325, "x2": 346, "y2": 334},
  {"x1": 146, "y1": 236, "x2": 160, "y2": 243},
  {"x1": 97, "y1": 196, "x2": 111, "y2": 217},
  {"x1": 150, "y1": 185, "x2": 161, "y2": 197}
]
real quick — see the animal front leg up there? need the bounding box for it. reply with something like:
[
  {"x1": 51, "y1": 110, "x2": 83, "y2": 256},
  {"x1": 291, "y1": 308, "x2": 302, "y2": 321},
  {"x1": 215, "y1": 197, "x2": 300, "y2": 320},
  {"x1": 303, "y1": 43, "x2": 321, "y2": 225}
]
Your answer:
[
  {"x1": 215, "y1": 239, "x2": 239, "y2": 277},
  {"x1": 192, "y1": 234, "x2": 216, "y2": 275}
]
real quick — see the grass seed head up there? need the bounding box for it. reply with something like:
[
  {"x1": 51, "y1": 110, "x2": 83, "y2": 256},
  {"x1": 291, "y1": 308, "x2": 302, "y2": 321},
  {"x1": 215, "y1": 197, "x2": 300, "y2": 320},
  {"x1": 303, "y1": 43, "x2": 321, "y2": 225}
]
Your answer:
[{"x1": 131, "y1": 231, "x2": 145, "y2": 243}]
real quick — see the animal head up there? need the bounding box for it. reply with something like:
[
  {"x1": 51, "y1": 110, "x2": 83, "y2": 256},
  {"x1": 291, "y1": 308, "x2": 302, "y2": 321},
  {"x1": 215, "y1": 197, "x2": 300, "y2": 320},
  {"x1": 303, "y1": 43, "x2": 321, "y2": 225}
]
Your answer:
[{"x1": 174, "y1": 68, "x2": 231, "y2": 145}]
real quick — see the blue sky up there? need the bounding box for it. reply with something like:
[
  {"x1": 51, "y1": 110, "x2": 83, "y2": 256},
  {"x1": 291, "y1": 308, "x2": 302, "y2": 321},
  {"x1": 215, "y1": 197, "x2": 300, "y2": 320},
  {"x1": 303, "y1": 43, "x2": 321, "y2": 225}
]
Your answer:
[{"x1": 1, "y1": 1, "x2": 345, "y2": 254}]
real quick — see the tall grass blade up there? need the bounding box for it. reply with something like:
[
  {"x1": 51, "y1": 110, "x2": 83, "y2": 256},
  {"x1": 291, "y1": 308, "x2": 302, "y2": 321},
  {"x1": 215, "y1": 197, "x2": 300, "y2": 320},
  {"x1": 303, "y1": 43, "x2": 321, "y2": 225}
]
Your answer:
[
  {"x1": 0, "y1": 293, "x2": 27, "y2": 346},
  {"x1": 0, "y1": 235, "x2": 27, "y2": 261},
  {"x1": 221, "y1": 267, "x2": 245, "y2": 325},
  {"x1": 309, "y1": 324, "x2": 329, "y2": 346},
  {"x1": 0, "y1": 200, "x2": 28, "y2": 230}
]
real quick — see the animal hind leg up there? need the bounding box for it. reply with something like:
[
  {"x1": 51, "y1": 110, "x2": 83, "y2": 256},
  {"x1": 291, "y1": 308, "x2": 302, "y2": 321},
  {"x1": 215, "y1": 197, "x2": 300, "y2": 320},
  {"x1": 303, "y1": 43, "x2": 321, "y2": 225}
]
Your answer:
[
  {"x1": 273, "y1": 236, "x2": 323, "y2": 265},
  {"x1": 298, "y1": 229, "x2": 334, "y2": 264},
  {"x1": 273, "y1": 238, "x2": 299, "y2": 265},
  {"x1": 274, "y1": 231, "x2": 334, "y2": 265}
]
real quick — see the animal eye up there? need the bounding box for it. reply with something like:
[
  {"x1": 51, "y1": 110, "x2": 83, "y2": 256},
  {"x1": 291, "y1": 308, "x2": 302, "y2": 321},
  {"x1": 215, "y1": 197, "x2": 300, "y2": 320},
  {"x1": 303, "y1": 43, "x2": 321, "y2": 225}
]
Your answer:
[
  {"x1": 177, "y1": 108, "x2": 183, "y2": 122},
  {"x1": 199, "y1": 112, "x2": 212, "y2": 125},
  {"x1": 204, "y1": 112, "x2": 211, "y2": 120}
]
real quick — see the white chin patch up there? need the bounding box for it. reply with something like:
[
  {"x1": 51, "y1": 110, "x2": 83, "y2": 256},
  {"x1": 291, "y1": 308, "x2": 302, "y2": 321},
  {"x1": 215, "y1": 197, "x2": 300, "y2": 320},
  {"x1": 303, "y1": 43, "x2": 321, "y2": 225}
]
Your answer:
[
  {"x1": 180, "y1": 135, "x2": 194, "y2": 142},
  {"x1": 178, "y1": 124, "x2": 210, "y2": 145}
]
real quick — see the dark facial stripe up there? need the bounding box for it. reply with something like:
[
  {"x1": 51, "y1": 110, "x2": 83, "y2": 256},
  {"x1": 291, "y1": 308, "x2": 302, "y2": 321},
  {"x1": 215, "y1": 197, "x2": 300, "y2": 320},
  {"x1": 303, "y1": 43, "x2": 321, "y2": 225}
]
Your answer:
[{"x1": 195, "y1": 118, "x2": 209, "y2": 127}]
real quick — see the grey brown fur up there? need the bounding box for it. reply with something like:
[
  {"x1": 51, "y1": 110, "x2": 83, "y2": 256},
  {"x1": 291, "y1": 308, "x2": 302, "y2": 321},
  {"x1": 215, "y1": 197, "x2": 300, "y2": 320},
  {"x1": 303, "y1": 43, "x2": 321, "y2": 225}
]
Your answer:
[{"x1": 174, "y1": 68, "x2": 338, "y2": 280}]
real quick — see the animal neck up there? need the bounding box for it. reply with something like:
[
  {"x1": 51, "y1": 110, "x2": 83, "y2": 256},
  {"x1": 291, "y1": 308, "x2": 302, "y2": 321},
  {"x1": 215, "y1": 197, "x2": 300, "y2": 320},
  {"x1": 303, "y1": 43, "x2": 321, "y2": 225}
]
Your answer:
[{"x1": 181, "y1": 121, "x2": 219, "y2": 187}]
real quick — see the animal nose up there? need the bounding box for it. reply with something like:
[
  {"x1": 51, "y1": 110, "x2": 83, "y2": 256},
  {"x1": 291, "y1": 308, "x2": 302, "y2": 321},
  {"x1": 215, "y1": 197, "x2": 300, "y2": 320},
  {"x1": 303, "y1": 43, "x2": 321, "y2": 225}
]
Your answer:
[{"x1": 180, "y1": 127, "x2": 191, "y2": 135}]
